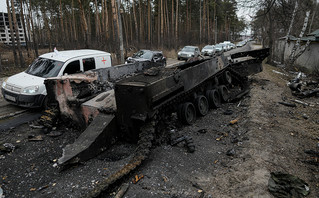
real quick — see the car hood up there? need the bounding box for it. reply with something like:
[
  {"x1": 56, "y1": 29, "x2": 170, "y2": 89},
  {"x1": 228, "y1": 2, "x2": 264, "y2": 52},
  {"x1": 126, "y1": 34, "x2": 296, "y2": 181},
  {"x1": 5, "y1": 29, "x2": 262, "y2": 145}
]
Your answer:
[
  {"x1": 6, "y1": 72, "x2": 45, "y2": 87},
  {"x1": 179, "y1": 51, "x2": 194, "y2": 55},
  {"x1": 127, "y1": 57, "x2": 150, "y2": 62},
  {"x1": 202, "y1": 49, "x2": 214, "y2": 52}
]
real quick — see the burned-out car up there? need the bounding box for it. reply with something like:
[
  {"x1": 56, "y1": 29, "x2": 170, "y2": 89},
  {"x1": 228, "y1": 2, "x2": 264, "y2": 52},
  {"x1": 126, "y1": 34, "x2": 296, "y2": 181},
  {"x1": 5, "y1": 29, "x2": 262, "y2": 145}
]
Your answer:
[{"x1": 126, "y1": 50, "x2": 167, "y2": 67}]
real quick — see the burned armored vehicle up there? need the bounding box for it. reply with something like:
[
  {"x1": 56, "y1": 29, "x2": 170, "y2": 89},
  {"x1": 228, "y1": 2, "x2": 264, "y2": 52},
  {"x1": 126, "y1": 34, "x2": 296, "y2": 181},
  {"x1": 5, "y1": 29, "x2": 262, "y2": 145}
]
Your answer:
[{"x1": 41, "y1": 48, "x2": 269, "y2": 197}]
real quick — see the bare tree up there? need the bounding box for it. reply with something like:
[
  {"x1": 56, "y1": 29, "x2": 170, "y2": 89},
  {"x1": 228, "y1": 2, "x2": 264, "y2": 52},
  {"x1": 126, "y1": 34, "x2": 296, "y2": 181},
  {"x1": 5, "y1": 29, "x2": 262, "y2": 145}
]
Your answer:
[
  {"x1": 6, "y1": 0, "x2": 18, "y2": 67},
  {"x1": 288, "y1": 10, "x2": 311, "y2": 68},
  {"x1": 10, "y1": 0, "x2": 25, "y2": 67}
]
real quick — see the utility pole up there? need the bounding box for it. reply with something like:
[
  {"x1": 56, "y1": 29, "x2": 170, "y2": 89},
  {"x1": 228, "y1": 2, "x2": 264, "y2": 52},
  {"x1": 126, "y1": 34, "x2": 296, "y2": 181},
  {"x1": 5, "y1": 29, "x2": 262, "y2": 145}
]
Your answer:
[{"x1": 117, "y1": 0, "x2": 124, "y2": 64}]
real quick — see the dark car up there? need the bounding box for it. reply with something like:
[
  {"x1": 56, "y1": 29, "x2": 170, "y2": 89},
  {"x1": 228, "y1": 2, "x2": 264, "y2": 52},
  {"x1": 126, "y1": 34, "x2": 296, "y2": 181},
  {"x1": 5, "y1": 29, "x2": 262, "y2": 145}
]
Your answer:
[{"x1": 126, "y1": 50, "x2": 166, "y2": 67}]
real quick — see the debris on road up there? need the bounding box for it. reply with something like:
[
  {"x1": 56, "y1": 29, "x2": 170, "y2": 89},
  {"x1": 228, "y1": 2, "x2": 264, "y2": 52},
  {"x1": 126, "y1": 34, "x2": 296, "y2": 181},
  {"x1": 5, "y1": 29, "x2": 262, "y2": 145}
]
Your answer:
[
  {"x1": 272, "y1": 70, "x2": 288, "y2": 76},
  {"x1": 278, "y1": 101, "x2": 297, "y2": 107},
  {"x1": 288, "y1": 72, "x2": 319, "y2": 98},
  {"x1": 0, "y1": 187, "x2": 3, "y2": 198},
  {"x1": 46, "y1": 131, "x2": 63, "y2": 137},
  {"x1": 132, "y1": 174, "x2": 144, "y2": 184},
  {"x1": 170, "y1": 135, "x2": 196, "y2": 153},
  {"x1": 226, "y1": 148, "x2": 235, "y2": 156},
  {"x1": 114, "y1": 183, "x2": 129, "y2": 198},
  {"x1": 268, "y1": 172, "x2": 310, "y2": 198},
  {"x1": 197, "y1": 129, "x2": 207, "y2": 133},
  {"x1": 0, "y1": 143, "x2": 15, "y2": 153},
  {"x1": 28, "y1": 135, "x2": 43, "y2": 141},
  {"x1": 230, "y1": 119, "x2": 238, "y2": 125}
]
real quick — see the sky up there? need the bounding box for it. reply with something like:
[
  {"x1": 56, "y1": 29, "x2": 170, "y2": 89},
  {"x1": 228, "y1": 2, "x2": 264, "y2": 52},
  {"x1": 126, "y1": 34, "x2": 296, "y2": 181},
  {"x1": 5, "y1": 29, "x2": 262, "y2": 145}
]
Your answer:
[{"x1": 0, "y1": 0, "x2": 7, "y2": 13}]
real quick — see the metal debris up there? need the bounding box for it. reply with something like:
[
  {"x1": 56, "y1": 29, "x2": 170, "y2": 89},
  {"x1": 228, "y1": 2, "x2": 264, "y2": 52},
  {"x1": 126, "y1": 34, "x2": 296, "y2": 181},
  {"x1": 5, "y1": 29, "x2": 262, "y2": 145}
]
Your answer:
[
  {"x1": 170, "y1": 135, "x2": 195, "y2": 153},
  {"x1": 288, "y1": 72, "x2": 319, "y2": 98},
  {"x1": 278, "y1": 101, "x2": 297, "y2": 107},
  {"x1": 0, "y1": 143, "x2": 15, "y2": 153},
  {"x1": 0, "y1": 187, "x2": 3, "y2": 198},
  {"x1": 226, "y1": 148, "x2": 235, "y2": 156},
  {"x1": 46, "y1": 131, "x2": 63, "y2": 137},
  {"x1": 28, "y1": 135, "x2": 43, "y2": 141},
  {"x1": 114, "y1": 183, "x2": 129, "y2": 198},
  {"x1": 268, "y1": 172, "x2": 310, "y2": 197},
  {"x1": 197, "y1": 129, "x2": 207, "y2": 133},
  {"x1": 132, "y1": 174, "x2": 144, "y2": 184},
  {"x1": 230, "y1": 119, "x2": 238, "y2": 125}
]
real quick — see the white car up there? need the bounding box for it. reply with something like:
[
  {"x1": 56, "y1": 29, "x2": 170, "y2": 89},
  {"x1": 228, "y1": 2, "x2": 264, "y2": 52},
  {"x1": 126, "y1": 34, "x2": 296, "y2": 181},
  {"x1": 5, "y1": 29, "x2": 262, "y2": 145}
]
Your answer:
[
  {"x1": 178, "y1": 46, "x2": 200, "y2": 60},
  {"x1": 201, "y1": 45, "x2": 215, "y2": 56},
  {"x1": 1, "y1": 49, "x2": 112, "y2": 108}
]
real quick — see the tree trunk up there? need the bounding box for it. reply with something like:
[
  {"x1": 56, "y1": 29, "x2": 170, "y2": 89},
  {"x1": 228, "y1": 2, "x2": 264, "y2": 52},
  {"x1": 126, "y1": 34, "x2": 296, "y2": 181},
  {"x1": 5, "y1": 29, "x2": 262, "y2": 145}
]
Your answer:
[
  {"x1": 59, "y1": 0, "x2": 65, "y2": 48},
  {"x1": 139, "y1": 0, "x2": 144, "y2": 44},
  {"x1": 27, "y1": 0, "x2": 38, "y2": 57},
  {"x1": 71, "y1": 0, "x2": 77, "y2": 46},
  {"x1": 10, "y1": 0, "x2": 25, "y2": 67},
  {"x1": 148, "y1": 0, "x2": 151, "y2": 45},
  {"x1": 94, "y1": 0, "x2": 101, "y2": 43},
  {"x1": 160, "y1": 0, "x2": 164, "y2": 48},
  {"x1": 132, "y1": 0, "x2": 139, "y2": 43},
  {"x1": 171, "y1": 0, "x2": 174, "y2": 41},
  {"x1": 6, "y1": 0, "x2": 18, "y2": 67},
  {"x1": 77, "y1": 0, "x2": 89, "y2": 48},
  {"x1": 19, "y1": 0, "x2": 30, "y2": 57},
  {"x1": 200, "y1": 0, "x2": 202, "y2": 44},
  {"x1": 288, "y1": 11, "x2": 311, "y2": 67},
  {"x1": 282, "y1": 1, "x2": 298, "y2": 63},
  {"x1": 117, "y1": 0, "x2": 124, "y2": 63},
  {"x1": 175, "y1": 0, "x2": 178, "y2": 49}
]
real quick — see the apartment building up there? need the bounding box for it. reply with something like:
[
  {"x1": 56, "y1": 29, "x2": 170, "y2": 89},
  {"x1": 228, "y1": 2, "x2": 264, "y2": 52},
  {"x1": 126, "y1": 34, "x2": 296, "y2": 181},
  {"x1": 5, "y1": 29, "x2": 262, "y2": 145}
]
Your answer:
[{"x1": 0, "y1": 10, "x2": 26, "y2": 46}]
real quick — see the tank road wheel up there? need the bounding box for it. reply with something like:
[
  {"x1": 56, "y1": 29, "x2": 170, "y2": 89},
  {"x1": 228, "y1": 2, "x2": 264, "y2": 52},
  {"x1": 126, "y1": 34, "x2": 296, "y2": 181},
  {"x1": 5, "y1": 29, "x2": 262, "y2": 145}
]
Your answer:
[
  {"x1": 218, "y1": 85, "x2": 230, "y2": 102},
  {"x1": 178, "y1": 102, "x2": 196, "y2": 125},
  {"x1": 195, "y1": 95, "x2": 209, "y2": 116},
  {"x1": 223, "y1": 71, "x2": 232, "y2": 85},
  {"x1": 206, "y1": 89, "x2": 221, "y2": 109}
]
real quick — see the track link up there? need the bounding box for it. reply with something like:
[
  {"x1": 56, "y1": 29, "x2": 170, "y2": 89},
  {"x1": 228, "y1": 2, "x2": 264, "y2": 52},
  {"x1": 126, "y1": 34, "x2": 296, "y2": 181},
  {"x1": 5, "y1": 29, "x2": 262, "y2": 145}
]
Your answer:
[{"x1": 83, "y1": 121, "x2": 155, "y2": 198}]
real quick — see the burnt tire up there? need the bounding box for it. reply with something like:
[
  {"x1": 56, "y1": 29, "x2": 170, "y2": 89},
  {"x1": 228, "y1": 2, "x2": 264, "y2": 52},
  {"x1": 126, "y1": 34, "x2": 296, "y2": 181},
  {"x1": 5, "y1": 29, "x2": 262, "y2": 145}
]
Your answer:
[
  {"x1": 195, "y1": 95, "x2": 209, "y2": 116},
  {"x1": 206, "y1": 89, "x2": 221, "y2": 109},
  {"x1": 177, "y1": 102, "x2": 196, "y2": 125},
  {"x1": 218, "y1": 85, "x2": 230, "y2": 102}
]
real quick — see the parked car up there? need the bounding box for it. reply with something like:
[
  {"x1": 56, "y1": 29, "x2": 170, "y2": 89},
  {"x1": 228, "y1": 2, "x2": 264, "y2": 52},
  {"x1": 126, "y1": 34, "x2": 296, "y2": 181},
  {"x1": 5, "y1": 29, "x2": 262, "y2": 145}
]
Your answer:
[
  {"x1": 178, "y1": 46, "x2": 200, "y2": 60},
  {"x1": 236, "y1": 41, "x2": 246, "y2": 47},
  {"x1": 214, "y1": 44, "x2": 225, "y2": 54},
  {"x1": 229, "y1": 43, "x2": 236, "y2": 49},
  {"x1": 201, "y1": 45, "x2": 215, "y2": 56},
  {"x1": 1, "y1": 49, "x2": 112, "y2": 108},
  {"x1": 126, "y1": 50, "x2": 166, "y2": 67}
]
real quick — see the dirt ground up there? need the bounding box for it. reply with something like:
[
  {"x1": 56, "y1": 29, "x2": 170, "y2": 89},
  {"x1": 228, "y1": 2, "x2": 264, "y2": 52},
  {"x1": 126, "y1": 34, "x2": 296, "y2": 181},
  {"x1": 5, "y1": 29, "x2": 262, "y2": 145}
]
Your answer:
[{"x1": 0, "y1": 49, "x2": 319, "y2": 198}]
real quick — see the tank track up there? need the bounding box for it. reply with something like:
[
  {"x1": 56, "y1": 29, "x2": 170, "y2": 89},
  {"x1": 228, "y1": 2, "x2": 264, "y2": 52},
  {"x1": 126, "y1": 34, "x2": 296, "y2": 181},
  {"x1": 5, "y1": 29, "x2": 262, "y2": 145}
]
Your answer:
[{"x1": 83, "y1": 121, "x2": 155, "y2": 198}]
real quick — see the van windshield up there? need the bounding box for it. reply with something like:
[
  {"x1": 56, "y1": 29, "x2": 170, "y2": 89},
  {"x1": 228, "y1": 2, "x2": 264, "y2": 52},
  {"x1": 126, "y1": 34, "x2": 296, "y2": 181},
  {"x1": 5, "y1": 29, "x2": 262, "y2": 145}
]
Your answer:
[{"x1": 25, "y1": 58, "x2": 64, "y2": 78}]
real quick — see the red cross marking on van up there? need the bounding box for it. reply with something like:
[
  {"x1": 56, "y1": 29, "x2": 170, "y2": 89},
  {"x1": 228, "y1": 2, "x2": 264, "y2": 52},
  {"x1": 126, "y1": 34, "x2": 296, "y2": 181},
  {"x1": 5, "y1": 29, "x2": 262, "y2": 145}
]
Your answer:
[{"x1": 102, "y1": 57, "x2": 106, "y2": 64}]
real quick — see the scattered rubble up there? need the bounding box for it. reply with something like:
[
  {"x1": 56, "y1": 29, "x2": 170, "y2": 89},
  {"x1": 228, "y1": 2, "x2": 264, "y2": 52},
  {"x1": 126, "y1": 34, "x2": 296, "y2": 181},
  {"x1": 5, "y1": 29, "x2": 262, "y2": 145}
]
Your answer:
[
  {"x1": 288, "y1": 72, "x2": 319, "y2": 98},
  {"x1": 268, "y1": 172, "x2": 310, "y2": 197},
  {"x1": 0, "y1": 143, "x2": 15, "y2": 153}
]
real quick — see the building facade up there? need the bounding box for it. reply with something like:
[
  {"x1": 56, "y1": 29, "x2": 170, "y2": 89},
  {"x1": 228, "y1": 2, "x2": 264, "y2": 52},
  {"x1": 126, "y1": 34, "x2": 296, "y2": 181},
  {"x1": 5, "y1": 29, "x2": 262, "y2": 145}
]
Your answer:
[{"x1": 0, "y1": 11, "x2": 26, "y2": 45}]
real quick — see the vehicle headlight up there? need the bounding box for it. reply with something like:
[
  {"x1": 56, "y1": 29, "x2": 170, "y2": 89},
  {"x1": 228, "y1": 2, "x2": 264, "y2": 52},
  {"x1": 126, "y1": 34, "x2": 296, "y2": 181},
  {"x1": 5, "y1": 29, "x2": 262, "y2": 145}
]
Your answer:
[
  {"x1": 178, "y1": 52, "x2": 181, "y2": 56},
  {"x1": 1, "y1": 78, "x2": 7, "y2": 88},
  {"x1": 22, "y1": 85, "x2": 39, "y2": 94},
  {"x1": 187, "y1": 54, "x2": 192, "y2": 57}
]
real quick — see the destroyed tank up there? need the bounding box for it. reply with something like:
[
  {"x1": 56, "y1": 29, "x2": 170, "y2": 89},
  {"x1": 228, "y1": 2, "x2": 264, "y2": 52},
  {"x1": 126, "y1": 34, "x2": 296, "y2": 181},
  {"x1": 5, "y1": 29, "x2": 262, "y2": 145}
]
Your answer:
[
  {"x1": 115, "y1": 48, "x2": 270, "y2": 140},
  {"x1": 42, "y1": 48, "x2": 269, "y2": 197}
]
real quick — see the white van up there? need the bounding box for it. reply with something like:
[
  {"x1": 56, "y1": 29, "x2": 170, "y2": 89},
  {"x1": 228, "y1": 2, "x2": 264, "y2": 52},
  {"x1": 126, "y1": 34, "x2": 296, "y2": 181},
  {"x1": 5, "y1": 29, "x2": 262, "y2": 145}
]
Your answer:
[{"x1": 1, "y1": 49, "x2": 111, "y2": 108}]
